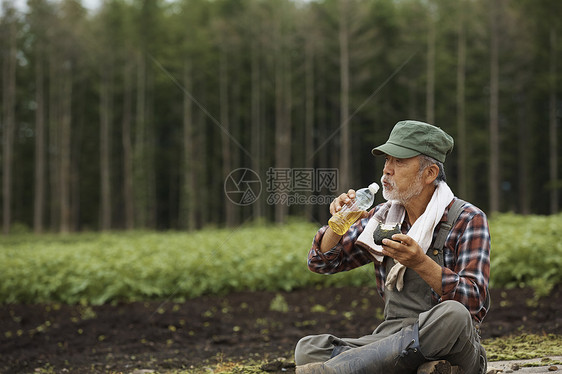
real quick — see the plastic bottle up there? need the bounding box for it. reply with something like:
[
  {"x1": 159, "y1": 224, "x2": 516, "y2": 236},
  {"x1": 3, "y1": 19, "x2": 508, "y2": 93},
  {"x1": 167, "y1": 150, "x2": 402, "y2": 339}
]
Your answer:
[{"x1": 328, "y1": 182, "x2": 380, "y2": 235}]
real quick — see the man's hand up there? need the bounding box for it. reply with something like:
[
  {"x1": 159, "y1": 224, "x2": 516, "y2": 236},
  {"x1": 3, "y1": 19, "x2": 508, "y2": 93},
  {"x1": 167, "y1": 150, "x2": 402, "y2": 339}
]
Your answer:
[
  {"x1": 320, "y1": 189, "x2": 369, "y2": 253},
  {"x1": 380, "y1": 234, "x2": 426, "y2": 269},
  {"x1": 330, "y1": 189, "x2": 355, "y2": 215},
  {"x1": 381, "y1": 234, "x2": 443, "y2": 295},
  {"x1": 329, "y1": 189, "x2": 369, "y2": 219}
]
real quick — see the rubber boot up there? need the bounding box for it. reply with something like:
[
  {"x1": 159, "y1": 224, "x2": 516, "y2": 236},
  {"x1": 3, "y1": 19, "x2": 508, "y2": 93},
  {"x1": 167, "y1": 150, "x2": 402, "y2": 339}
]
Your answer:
[{"x1": 296, "y1": 322, "x2": 427, "y2": 374}]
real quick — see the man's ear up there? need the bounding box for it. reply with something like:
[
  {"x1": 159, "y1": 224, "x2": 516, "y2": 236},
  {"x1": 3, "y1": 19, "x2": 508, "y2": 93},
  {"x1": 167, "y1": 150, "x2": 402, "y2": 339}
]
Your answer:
[{"x1": 424, "y1": 164, "x2": 439, "y2": 185}]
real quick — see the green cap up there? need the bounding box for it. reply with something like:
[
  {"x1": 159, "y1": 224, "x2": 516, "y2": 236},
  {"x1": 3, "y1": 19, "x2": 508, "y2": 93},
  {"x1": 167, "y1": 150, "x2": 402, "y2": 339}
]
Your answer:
[{"x1": 371, "y1": 120, "x2": 454, "y2": 163}]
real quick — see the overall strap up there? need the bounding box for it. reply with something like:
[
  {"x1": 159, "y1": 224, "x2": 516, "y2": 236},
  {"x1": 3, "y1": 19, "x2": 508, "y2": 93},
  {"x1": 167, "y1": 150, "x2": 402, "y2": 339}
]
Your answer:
[
  {"x1": 432, "y1": 198, "x2": 466, "y2": 251},
  {"x1": 432, "y1": 198, "x2": 491, "y2": 315}
]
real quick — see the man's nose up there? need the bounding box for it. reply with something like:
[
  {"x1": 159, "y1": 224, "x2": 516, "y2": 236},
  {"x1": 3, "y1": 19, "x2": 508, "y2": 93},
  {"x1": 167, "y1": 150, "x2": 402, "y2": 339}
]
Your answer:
[{"x1": 383, "y1": 162, "x2": 392, "y2": 175}]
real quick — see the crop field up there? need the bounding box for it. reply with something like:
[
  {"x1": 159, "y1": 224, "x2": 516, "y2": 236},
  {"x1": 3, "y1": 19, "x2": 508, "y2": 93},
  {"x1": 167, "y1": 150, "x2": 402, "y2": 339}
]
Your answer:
[
  {"x1": 1, "y1": 213, "x2": 561, "y2": 373},
  {"x1": 1, "y1": 213, "x2": 561, "y2": 305}
]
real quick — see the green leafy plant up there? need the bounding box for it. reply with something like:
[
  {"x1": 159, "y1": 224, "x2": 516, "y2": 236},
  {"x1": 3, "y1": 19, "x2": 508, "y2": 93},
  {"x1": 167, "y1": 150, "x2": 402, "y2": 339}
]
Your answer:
[
  {"x1": 488, "y1": 213, "x2": 562, "y2": 297},
  {"x1": 1, "y1": 213, "x2": 561, "y2": 304}
]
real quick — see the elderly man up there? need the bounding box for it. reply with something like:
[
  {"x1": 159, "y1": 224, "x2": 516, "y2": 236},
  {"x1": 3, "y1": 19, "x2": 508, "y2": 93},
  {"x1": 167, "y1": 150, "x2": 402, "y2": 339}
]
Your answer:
[{"x1": 295, "y1": 120, "x2": 490, "y2": 374}]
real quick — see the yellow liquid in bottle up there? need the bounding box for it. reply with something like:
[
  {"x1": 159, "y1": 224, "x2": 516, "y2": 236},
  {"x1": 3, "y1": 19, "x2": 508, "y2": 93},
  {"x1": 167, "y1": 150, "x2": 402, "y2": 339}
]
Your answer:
[{"x1": 328, "y1": 210, "x2": 367, "y2": 235}]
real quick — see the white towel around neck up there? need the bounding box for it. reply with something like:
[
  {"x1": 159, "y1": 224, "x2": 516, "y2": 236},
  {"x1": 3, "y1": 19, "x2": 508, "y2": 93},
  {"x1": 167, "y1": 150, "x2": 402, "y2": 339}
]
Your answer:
[{"x1": 356, "y1": 181, "x2": 454, "y2": 291}]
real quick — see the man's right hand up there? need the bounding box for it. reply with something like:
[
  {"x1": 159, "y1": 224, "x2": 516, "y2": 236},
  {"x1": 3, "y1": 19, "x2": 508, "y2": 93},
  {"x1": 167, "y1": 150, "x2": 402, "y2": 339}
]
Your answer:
[
  {"x1": 329, "y1": 189, "x2": 370, "y2": 220},
  {"x1": 329, "y1": 189, "x2": 356, "y2": 215},
  {"x1": 321, "y1": 189, "x2": 371, "y2": 253}
]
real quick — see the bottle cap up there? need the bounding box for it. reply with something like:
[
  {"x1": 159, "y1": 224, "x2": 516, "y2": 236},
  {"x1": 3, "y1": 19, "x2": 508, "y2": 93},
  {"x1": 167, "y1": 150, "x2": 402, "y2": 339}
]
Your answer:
[{"x1": 368, "y1": 182, "x2": 380, "y2": 195}]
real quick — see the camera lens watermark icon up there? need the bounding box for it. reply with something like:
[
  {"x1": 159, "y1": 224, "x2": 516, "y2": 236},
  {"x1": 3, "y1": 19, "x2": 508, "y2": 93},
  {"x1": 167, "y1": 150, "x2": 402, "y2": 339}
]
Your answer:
[{"x1": 224, "y1": 168, "x2": 262, "y2": 206}]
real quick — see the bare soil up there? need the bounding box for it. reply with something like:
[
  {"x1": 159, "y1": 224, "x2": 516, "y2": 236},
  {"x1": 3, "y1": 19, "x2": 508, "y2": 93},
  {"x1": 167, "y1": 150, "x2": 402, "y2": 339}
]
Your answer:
[{"x1": 1, "y1": 285, "x2": 561, "y2": 373}]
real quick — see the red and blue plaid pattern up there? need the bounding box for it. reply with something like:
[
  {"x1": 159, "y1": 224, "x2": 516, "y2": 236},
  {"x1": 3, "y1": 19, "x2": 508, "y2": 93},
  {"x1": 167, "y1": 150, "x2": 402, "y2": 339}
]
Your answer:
[{"x1": 308, "y1": 198, "x2": 491, "y2": 323}]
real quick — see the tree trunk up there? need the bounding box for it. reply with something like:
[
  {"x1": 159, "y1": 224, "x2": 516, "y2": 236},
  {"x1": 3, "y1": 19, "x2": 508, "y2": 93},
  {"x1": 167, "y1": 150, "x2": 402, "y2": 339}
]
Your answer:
[
  {"x1": 220, "y1": 46, "x2": 235, "y2": 227},
  {"x1": 181, "y1": 60, "x2": 196, "y2": 230},
  {"x1": 489, "y1": 0, "x2": 500, "y2": 213},
  {"x1": 196, "y1": 99, "x2": 208, "y2": 227},
  {"x1": 456, "y1": 1, "x2": 467, "y2": 199},
  {"x1": 318, "y1": 61, "x2": 329, "y2": 225},
  {"x1": 145, "y1": 69, "x2": 157, "y2": 228},
  {"x1": 122, "y1": 62, "x2": 134, "y2": 230},
  {"x1": 34, "y1": 46, "x2": 46, "y2": 233},
  {"x1": 426, "y1": 10, "x2": 436, "y2": 124},
  {"x1": 134, "y1": 52, "x2": 147, "y2": 228},
  {"x1": 49, "y1": 51, "x2": 60, "y2": 231},
  {"x1": 407, "y1": 80, "x2": 418, "y2": 121},
  {"x1": 339, "y1": 0, "x2": 351, "y2": 190},
  {"x1": 71, "y1": 87, "x2": 83, "y2": 232},
  {"x1": 274, "y1": 26, "x2": 284, "y2": 224},
  {"x1": 59, "y1": 62, "x2": 73, "y2": 233},
  {"x1": 2, "y1": 13, "x2": 16, "y2": 234},
  {"x1": 549, "y1": 27, "x2": 558, "y2": 214},
  {"x1": 517, "y1": 94, "x2": 530, "y2": 215},
  {"x1": 100, "y1": 65, "x2": 113, "y2": 230},
  {"x1": 232, "y1": 53, "x2": 242, "y2": 178},
  {"x1": 251, "y1": 33, "x2": 263, "y2": 222},
  {"x1": 284, "y1": 35, "x2": 293, "y2": 203},
  {"x1": 274, "y1": 16, "x2": 291, "y2": 224},
  {"x1": 304, "y1": 26, "x2": 315, "y2": 221}
]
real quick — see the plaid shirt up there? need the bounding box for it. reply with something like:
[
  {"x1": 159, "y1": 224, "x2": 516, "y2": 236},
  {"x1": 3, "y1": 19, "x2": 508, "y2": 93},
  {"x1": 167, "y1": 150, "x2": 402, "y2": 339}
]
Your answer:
[{"x1": 308, "y1": 198, "x2": 491, "y2": 323}]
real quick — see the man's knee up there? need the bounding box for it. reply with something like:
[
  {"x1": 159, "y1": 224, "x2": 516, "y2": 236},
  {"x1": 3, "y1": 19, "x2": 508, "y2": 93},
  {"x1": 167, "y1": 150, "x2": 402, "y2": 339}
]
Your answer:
[
  {"x1": 439, "y1": 300, "x2": 472, "y2": 317},
  {"x1": 420, "y1": 301, "x2": 477, "y2": 358},
  {"x1": 294, "y1": 335, "x2": 330, "y2": 366},
  {"x1": 437, "y1": 300, "x2": 473, "y2": 336},
  {"x1": 294, "y1": 336, "x2": 312, "y2": 365}
]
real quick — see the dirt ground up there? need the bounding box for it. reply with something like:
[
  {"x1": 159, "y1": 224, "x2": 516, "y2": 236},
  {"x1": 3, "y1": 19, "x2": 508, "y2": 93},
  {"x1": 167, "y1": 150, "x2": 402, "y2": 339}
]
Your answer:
[{"x1": 1, "y1": 285, "x2": 561, "y2": 374}]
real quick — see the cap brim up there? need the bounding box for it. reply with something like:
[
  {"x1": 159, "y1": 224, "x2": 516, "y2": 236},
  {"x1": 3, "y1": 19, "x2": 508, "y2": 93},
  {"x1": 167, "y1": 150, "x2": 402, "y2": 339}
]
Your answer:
[{"x1": 371, "y1": 142, "x2": 421, "y2": 159}]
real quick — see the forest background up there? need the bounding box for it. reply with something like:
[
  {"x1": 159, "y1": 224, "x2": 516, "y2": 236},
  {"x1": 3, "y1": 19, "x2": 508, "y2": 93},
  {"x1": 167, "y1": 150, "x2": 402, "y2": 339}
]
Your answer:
[{"x1": 1, "y1": 0, "x2": 561, "y2": 234}]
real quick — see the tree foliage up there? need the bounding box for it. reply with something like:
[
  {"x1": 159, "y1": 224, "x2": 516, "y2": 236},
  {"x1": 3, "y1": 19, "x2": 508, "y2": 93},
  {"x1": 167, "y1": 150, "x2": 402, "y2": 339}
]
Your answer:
[{"x1": 0, "y1": 0, "x2": 561, "y2": 232}]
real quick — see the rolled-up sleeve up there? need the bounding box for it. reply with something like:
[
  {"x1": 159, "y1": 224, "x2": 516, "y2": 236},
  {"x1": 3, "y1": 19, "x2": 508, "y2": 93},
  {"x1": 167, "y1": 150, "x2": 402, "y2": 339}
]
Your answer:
[{"x1": 308, "y1": 213, "x2": 375, "y2": 274}]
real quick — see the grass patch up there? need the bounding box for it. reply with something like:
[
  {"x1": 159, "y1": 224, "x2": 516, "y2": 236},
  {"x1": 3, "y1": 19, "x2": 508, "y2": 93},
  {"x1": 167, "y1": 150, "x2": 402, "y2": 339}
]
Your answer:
[{"x1": 483, "y1": 333, "x2": 562, "y2": 362}]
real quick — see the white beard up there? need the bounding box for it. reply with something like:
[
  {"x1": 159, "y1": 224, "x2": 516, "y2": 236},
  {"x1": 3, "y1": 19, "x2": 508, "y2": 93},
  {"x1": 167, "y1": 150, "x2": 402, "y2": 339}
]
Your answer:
[{"x1": 380, "y1": 173, "x2": 424, "y2": 204}]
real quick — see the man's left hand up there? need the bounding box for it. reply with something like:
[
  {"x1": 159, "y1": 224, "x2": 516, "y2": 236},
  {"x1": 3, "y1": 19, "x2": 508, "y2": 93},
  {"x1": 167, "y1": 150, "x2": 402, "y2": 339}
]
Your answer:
[{"x1": 381, "y1": 234, "x2": 425, "y2": 270}]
